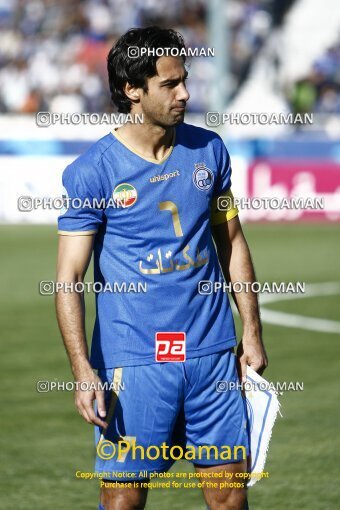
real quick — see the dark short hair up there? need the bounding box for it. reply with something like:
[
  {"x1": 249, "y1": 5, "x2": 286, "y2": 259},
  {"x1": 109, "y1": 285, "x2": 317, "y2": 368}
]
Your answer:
[{"x1": 107, "y1": 27, "x2": 186, "y2": 113}]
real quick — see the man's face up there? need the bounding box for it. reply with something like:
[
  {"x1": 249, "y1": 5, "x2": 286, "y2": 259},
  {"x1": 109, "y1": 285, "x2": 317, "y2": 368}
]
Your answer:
[{"x1": 138, "y1": 56, "x2": 190, "y2": 127}]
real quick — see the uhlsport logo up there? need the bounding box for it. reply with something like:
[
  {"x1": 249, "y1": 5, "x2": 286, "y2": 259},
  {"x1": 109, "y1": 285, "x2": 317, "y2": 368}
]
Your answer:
[
  {"x1": 112, "y1": 183, "x2": 137, "y2": 208},
  {"x1": 192, "y1": 163, "x2": 214, "y2": 191},
  {"x1": 149, "y1": 169, "x2": 180, "y2": 183}
]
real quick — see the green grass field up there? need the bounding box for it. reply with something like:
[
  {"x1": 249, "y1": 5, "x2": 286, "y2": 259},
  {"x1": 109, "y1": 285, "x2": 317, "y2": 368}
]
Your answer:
[{"x1": 1, "y1": 224, "x2": 339, "y2": 510}]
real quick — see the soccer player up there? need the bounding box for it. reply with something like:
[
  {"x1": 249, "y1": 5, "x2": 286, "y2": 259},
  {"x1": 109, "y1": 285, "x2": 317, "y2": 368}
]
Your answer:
[{"x1": 56, "y1": 27, "x2": 267, "y2": 510}]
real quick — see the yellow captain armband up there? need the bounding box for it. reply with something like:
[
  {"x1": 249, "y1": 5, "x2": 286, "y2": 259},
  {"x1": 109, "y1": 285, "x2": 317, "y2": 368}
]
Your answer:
[{"x1": 210, "y1": 189, "x2": 239, "y2": 226}]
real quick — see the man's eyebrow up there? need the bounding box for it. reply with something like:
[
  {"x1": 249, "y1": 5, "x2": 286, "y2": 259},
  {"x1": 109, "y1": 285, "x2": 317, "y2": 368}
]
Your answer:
[{"x1": 159, "y1": 71, "x2": 189, "y2": 85}]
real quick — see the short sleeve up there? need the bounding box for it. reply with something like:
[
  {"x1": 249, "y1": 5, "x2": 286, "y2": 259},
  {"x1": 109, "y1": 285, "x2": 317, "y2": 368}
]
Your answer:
[
  {"x1": 212, "y1": 135, "x2": 232, "y2": 197},
  {"x1": 58, "y1": 162, "x2": 104, "y2": 235}
]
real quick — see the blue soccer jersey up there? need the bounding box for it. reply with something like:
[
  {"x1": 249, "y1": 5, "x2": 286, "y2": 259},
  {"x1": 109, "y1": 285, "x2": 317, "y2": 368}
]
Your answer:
[{"x1": 58, "y1": 122, "x2": 238, "y2": 368}]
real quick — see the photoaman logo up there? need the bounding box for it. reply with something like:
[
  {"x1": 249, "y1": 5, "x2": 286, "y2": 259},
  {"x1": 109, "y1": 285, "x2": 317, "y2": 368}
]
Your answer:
[{"x1": 113, "y1": 183, "x2": 138, "y2": 208}]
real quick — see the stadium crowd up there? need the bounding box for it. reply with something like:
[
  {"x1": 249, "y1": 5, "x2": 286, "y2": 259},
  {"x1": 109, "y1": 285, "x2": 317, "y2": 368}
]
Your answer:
[
  {"x1": 0, "y1": 0, "x2": 273, "y2": 113},
  {"x1": 289, "y1": 40, "x2": 340, "y2": 116}
]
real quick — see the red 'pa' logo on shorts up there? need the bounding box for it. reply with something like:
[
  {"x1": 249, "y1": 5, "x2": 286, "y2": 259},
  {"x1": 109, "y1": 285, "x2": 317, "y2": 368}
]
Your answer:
[{"x1": 155, "y1": 332, "x2": 186, "y2": 362}]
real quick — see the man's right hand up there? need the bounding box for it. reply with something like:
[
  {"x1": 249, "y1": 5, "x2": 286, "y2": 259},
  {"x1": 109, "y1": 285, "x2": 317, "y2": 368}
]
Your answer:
[
  {"x1": 56, "y1": 234, "x2": 107, "y2": 428},
  {"x1": 74, "y1": 369, "x2": 108, "y2": 429}
]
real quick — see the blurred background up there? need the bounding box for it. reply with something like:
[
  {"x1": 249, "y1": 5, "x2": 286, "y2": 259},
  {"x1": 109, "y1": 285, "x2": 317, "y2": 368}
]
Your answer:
[
  {"x1": 0, "y1": 1, "x2": 339, "y2": 509},
  {"x1": 0, "y1": 0, "x2": 339, "y2": 118}
]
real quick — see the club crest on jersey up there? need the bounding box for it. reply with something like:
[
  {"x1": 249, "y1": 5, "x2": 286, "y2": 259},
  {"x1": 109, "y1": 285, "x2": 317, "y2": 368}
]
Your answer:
[
  {"x1": 112, "y1": 182, "x2": 137, "y2": 208},
  {"x1": 192, "y1": 163, "x2": 214, "y2": 191}
]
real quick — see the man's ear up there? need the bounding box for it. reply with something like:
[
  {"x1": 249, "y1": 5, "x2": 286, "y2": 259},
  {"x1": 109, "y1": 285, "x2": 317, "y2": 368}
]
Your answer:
[{"x1": 123, "y1": 82, "x2": 140, "y2": 102}]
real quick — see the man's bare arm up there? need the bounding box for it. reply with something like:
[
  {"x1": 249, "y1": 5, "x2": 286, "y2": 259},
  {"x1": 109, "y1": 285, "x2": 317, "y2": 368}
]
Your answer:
[
  {"x1": 212, "y1": 215, "x2": 268, "y2": 381},
  {"x1": 56, "y1": 234, "x2": 107, "y2": 428}
]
